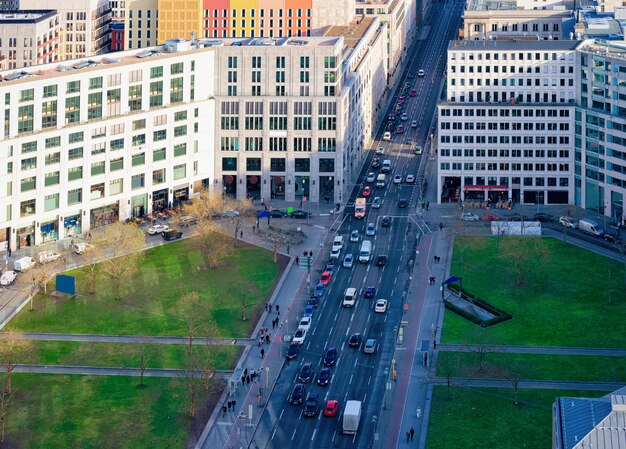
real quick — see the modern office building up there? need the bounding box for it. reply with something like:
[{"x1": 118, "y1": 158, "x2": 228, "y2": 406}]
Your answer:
[
  {"x1": 0, "y1": 10, "x2": 62, "y2": 70},
  {"x1": 20, "y1": 0, "x2": 111, "y2": 60}
]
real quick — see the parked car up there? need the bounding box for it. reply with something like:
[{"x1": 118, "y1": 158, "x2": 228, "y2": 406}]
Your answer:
[
  {"x1": 147, "y1": 224, "x2": 170, "y2": 235},
  {"x1": 162, "y1": 230, "x2": 183, "y2": 241},
  {"x1": 290, "y1": 210, "x2": 311, "y2": 219},
  {"x1": 293, "y1": 328, "x2": 308, "y2": 345},
  {"x1": 383, "y1": 131, "x2": 392, "y2": 141},
  {"x1": 533, "y1": 213, "x2": 555, "y2": 222},
  {"x1": 325, "y1": 259, "x2": 337, "y2": 273},
  {"x1": 507, "y1": 214, "x2": 529, "y2": 222},
  {"x1": 73, "y1": 242, "x2": 93, "y2": 254},
  {"x1": 286, "y1": 343, "x2": 300, "y2": 360},
  {"x1": 381, "y1": 216, "x2": 392, "y2": 227},
  {"x1": 268, "y1": 209, "x2": 288, "y2": 218},
  {"x1": 180, "y1": 215, "x2": 198, "y2": 226},
  {"x1": 398, "y1": 199, "x2": 408, "y2": 208},
  {"x1": 303, "y1": 393, "x2": 319, "y2": 417},
  {"x1": 307, "y1": 297, "x2": 319, "y2": 309},
  {"x1": 324, "y1": 399, "x2": 339, "y2": 417},
  {"x1": 38, "y1": 251, "x2": 61, "y2": 264},
  {"x1": 366, "y1": 172, "x2": 376, "y2": 183},
  {"x1": 13, "y1": 257, "x2": 35, "y2": 272},
  {"x1": 289, "y1": 383, "x2": 306, "y2": 405},
  {"x1": 319, "y1": 271, "x2": 332, "y2": 285},
  {"x1": 364, "y1": 287, "x2": 376, "y2": 299},
  {"x1": 350, "y1": 230, "x2": 360, "y2": 242},
  {"x1": 330, "y1": 247, "x2": 341, "y2": 259},
  {"x1": 396, "y1": 125, "x2": 404, "y2": 134},
  {"x1": 348, "y1": 333, "x2": 362, "y2": 348},
  {"x1": 371, "y1": 158, "x2": 381, "y2": 168},
  {"x1": 366, "y1": 223, "x2": 376, "y2": 236},
  {"x1": 0, "y1": 271, "x2": 17, "y2": 286},
  {"x1": 303, "y1": 304, "x2": 315, "y2": 318},
  {"x1": 481, "y1": 211, "x2": 500, "y2": 221},
  {"x1": 372, "y1": 197, "x2": 382, "y2": 209},
  {"x1": 559, "y1": 216, "x2": 576, "y2": 228},
  {"x1": 376, "y1": 146, "x2": 385, "y2": 154},
  {"x1": 376, "y1": 255, "x2": 387, "y2": 267},
  {"x1": 298, "y1": 363, "x2": 314, "y2": 383},
  {"x1": 409, "y1": 90, "x2": 417, "y2": 97},
  {"x1": 374, "y1": 299, "x2": 388, "y2": 313},
  {"x1": 408, "y1": 72, "x2": 415, "y2": 79},
  {"x1": 460, "y1": 212, "x2": 479, "y2": 222},
  {"x1": 298, "y1": 316, "x2": 312, "y2": 332},
  {"x1": 362, "y1": 186, "x2": 372, "y2": 197},
  {"x1": 343, "y1": 254, "x2": 354, "y2": 268},
  {"x1": 400, "y1": 113, "x2": 408, "y2": 121},
  {"x1": 364, "y1": 339, "x2": 378, "y2": 354},
  {"x1": 223, "y1": 210, "x2": 240, "y2": 217},
  {"x1": 414, "y1": 145, "x2": 423, "y2": 155},
  {"x1": 313, "y1": 283, "x2": 325, "y2": 298},
  {"x1": 317, "y1": 368, "x2": 332, "y2": 386},
  {"x1": 604, "y1": 232, "x2": 623, "y2": 245}
]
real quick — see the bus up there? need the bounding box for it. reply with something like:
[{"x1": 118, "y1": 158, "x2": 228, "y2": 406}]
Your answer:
[{"x1": 355, "y1": 198, "x2": 366, "y2": 219}]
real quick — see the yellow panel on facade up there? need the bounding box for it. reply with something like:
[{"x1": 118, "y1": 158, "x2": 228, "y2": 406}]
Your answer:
[
  {"x1": 157, "y1": 0, "x2": 203, "y2": 42},
  {"x1": 230, "y1": 0, "x2": 258, "y2": 37}
]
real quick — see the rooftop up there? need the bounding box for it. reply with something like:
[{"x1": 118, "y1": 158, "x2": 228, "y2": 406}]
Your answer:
[
  {"x1": 579, "y1": 38, "x2": 626, "y2": 59},
  {"x1": 323, "y1": 16, "x2": 375, "y2": 49},
  {"x1": 578, "y1": 13, "x2": 624, "y2": 39},
  {"x1": 449, "y1": 39, "x2": 581, "y2": 50},
  {"x1": 0, "y1": 9, "x2": 57, "y2": 24},
  {"x1": 467, "y1": 0, "x2": 573, "y2": 10}
]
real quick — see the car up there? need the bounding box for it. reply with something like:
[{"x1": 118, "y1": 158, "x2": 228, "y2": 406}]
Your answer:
[
  {"x1": 405, "y1": 174, "x2": 416, "y2": 183},
  {"x1": 393, "y1": 175, "x2": 403, "y2": 184},
  {"x1": 317, "y1": 368, "x2": 332, "y2": 386},
  {"x1": 362, "y1": 186, "x2": 372, "y2": 197},
  {"x1": 409, "y1": 89, "x2": 417, "y2": 97},
  {"x1": 374, "y1": 299, "x2": 388, "y2": 313},
  {"x1": 417, "y1": 69, "x2": 425, "y2": 77},
  {"x1": 323, "y1": 348, "x2": 338, "y2": 367},
  {"x1": 366, "y1": 223, "x2": 376, "y2": 236},
  {"x1": 330, "y1": 247, "x2": 341, "y2": 259},
  {"x1": 223, "y1": 210, "x2": 240, "y2": 217},
  {"x1": 293, "y1": 328, "x2": 308, "y2": 345},
  {"x1": 343, "y1": 254, "x2": 354, "y2": 268},
  {"x1": 398, "y1": 199, "x2": 408, "y2": 208},
  {"x1": 388, "y1": 113, "x2": 396, "y2": 121},
  {"x1": 376, "y1": 146, "x2": 385, "y2": 155},
  {"x1": 400, "y1": 113, "x2": 408, "y2": 121},
  {"x1": 364, "y1": 339, "x2": 378, "y2": 354},
  {"x1": 313, "y1": 283, "x2": 326, "y2": 298},
  {"x1": 303, "y1": 393, "x2": 319, "y2": 417},
  {"x1": 325, "y1": 259, "x2": 337, "y2": 273},
  {"x1": 290, "y1": 210, "x2": 311, "y2": 219},
  {"x1": 178, "y1": 215, "x2": 198, "y2": 226},
  {"x1": 348, "y1": 333, "x2": 362, "y2": 348},
  {"x1": 303, "y1": 304, "x2": 315, "y2": 318},
  {"x1": 371, "y1": 157, "x2": 381, "y2": 168},
  {"x1": 482, "y1": 211, "x2": 500, "y2": 221},
  {"x1": 324, "y1": 399, "x2": 339, "y2": 417},
  {"x1": 415, "y1": 145, "x2": 423, "y2": 155},
  {"x1": 0, "y1": 271, "x2": 17, "y2": 286},
  {"x1": 382, "y1": 132, "x2": 391, "y2": 141},
  {"x1": 533, "y1": 213, "x2": 555, "y2": 222},
  {"x1": 381, "y1": 216, "x2": 392, "y2": 227},
  {"x1": 38, "y1": 250, "x2": 61, "y2": 264},
  {"x1": 147, "y1": 224, "x2": 170, "y2": 235},
  {"x1": 286, "y1": 343, "x2": 300, "y2": 360},
  {"x1": 507, "y1": 214, "x2": 529, "y2": 222},
  {"x1": 395, "y1": 105, "x2": 403, "y2": 113},
  {"x1": 399, "y1": 95, "x2": 405, "y2": 101},
  {"x1": 372, "y1": 197, "x2": 382, "y2": 209},
  {"x1": 298, "y1": 363, "x2": 314, "y2": 383},
  {"x1": 320, "y1": 271, "x2": 332, "y2": 285},
  {"x1": 298, "y1": 316, "x2": 312, "y2": 332},
  {"x1": 162, "y1": 230, "x2": 183, "y2": 241},
  {"x1": 376, "y1": 255, "x2": 387, "y2": 267},
  {"x1": 289, "y1": 383, "x2": 306, "y2": 405},
  {"x1": 559, "y1": 216, "x2": 575, "y2": 228},
  {"x1": 268, "y1": 209, "x2": 288, "y2": 218},
  {"x1": 410, "y1": 120, "x2": 418, "y2": 128},
  {"x1": 350, "y1": 230, "x2": 360, "y2": 242},
  {"x1": 408, "y1": 72, "x2": 415, "y2": 79},
  {"x1": 396, "y1": 125, "x2": 404, "y2": 134},
  {"x1": 307, "y1": 297, "x2": 319, "y2": 309},
  {"x1": 366, "y1": 172, "x2": 376, "y2": 183},
  {"x1": 364, "y1": 287, "x2": 376, "y2": 299},
  {"x1": 460, "y1": 212, "x2": 479, "y2": 222},
  {"x1": 604, "y1": 232, "x2": 623, "y2": 244}
]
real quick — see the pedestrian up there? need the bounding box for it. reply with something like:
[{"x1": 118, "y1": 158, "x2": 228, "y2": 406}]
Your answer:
[
  {"x1": 426, "y1": 201, "x2": 430, "y2": 210},
  {"x1": 246, "y1": 375, "x2": 250, "y2": 384},
  {"x1": 416, "y1": 407, "x2": 423, "y2": 419},
  {"x1": 227, "y1": 400, "x2": 232, "y2": 411},
  {"x1": 232, "y1": 399, "x2": 236, "y2": 410},
  {"x1": 6, "y1": 247, "x2": 10, "y2": 257},
  {"x1": 423, "y1": 352, "x2": 428, "y2": 366},
  {"x1": 272, "y1": 319, "x2": 276, "y2": 330},
  {"x1": 410, "y1": 427, "x2": 415, "y2": 441},
  {"x1": 276, "y1": 304, "x2": 280, "y2": 314},
  {"x1": 287, "y1": 245, "x2": 290, "y2": 255},
  {"x1": 222, "y1": 405, "x2": 227, "y2": 416},
  {"x1": 240, "y1": 230, "x2": 243, "y2": 239},
  {"x1": 252, "y1": 225, "x2": 256, "y2": 233},
  {"x1": 439, "y1": 222, "x2": 444, "y2": 231},
  {"x1": 241, "y1": 376, "x2": 245, "y2": 387},
  {"x1": 260, "y1": 327, "x2": 265, "y2": 337},
  {"x1": 309, "y1": 250, "x2": 313, "y2": 258},
  {"x1": 296, "y1": 256, "x2": 300, "y2": 265},
  {"x1": 265, "y1": 334, "x2": 270, "y2": 344},
  {"x1": 251, "y1": 371, "x2": 256, "y2": 382},
  {"x1": 260, "y1": 348, "x2": 265, "y2": 359},
  {"x1": 433, "y1": 341, "x2": 437, "y2": 350},
  {"x1": 258, "y1": 338, "x2": 262, "y2": 346},
  {"x1": 279, "y1": 321, "x2": 283, "y2": 330},
  {"x1": 406, "y1": 431, "x2": 410, "y2": 443},
  {"x1": 244, "y1": 368, "x2": 248, "y2": 377}
]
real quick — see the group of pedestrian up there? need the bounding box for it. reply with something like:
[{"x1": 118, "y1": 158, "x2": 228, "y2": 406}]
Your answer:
[
  {"x1": 258, "y1": 330, "x2": 272, "y2": 346},
  {"x1": 405, "y1": 427, "x2": 415, "y2": 442},
  {"x1": 421, "y1": 201, "x2": 430, "y2": 210},
  {"x1": 428, "y1": 276, "x2": 437, "y2": 285},
  {"x1": 222, "y1": 399, "x2": 238, "y2": 416},
  {"x1": 271, "y1": 317, "x2": 279, "y2": 329}
]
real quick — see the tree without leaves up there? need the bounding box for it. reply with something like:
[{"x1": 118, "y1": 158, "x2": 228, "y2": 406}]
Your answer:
[
  {"x1": 181, "y1": 190, "x2": 224, "y2": 222},
  {"x1": 78, "y1": 235, "x2": 101, "y2": 295},
  {"x1": 500, "y1": 365, "x2": 523, "y2": 405},
  {"x1": 194, "y1": 220, "x2": 232, "y2": 269},
  {"x1": 224, "y1": 198, "x2": 256, "y2": 248},
  {"x1": 0, "y1": 331, "x2": 32, "y2": 394},
  {"x1": 498, "y1": 236, "x2": 547, "y2": 288},
  {"x1": 464, "y1": 330, "x2": 502, "y2": 374},
  {"x1": 0, "y1": 387, "x2": 14, "y2": 443}
]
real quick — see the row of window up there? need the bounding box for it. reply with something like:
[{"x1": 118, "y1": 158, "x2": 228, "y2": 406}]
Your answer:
[
  {"x1": 201, "y1": 8, "x2": 312, "y2": 18},
  {"x1": 220, "y1": 116, "x2": 336, "y2": 131},
  {"x1": 219, "y1": 136, "x2": 336, "y2": 152},
  {"x1": 454, "y1": 176, "x2": 570, "y2": 187},
  {"x1": 449, "y1": 65, "x2": 574, "y2": 74},
  {"x1": 221, "y1": 157, "x2": 334, "y2": 173},
  {"x1": 441, "y1": 121, "x2": 570, "y2": 130},
  {"x1": 439, "y1": 149, "x2": 570, "y2": 158},
  {"x1": 473, "y1": 22, "x2": 560, "y2": 33},
  {"x1": 440, "y1": 162, "x2": 570, "y2": 174},
  {"x1": 449, "y1": 51, "x2": 574, "y2": 62},
  {"x1": 440, "y1": 135, "x2": 570, "y2": 144},
  {"x1": 440, "y1": 108, "x2": 571, "y2": 117},
  {"x1": 450, "y1": 78, "x2": 574, "y2": 87}
]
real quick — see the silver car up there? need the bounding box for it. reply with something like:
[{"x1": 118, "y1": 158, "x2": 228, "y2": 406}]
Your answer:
[
  {"x1": 372, "y1": 197, "x2": 382, "y2": 209},
  {"x1": 460, "y1": 212, "x2": 479, "y2": 222},
  {"x1": 343, "y1": 254, "x2": 354, "y2": 268},
  {"x1": 366, "y1": 223, "x2": 376, "y2": 236}
]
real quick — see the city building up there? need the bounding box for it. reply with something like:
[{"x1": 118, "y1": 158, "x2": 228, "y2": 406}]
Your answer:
[
  {"x1": 124, "y1": 0, "x2": 158, "y2": 49},
  {"x1": 110, "y1": 0, "x2": 126, "y2": 20},
  {"x1": 111, "y1": 21, "x2": 125, "y2": 51},
  {"x1": 0, "y1": 0, "x2": 19, "y2": 11},
  {"x1": 20, "y1": 0, "x2": 111, "y2": 60},
  {"x1": 437, "y1": 40, "x2": 578, "y2": 206},
  {"x1": 0, "y1": 10, "x2": 61, "y2": 70}
]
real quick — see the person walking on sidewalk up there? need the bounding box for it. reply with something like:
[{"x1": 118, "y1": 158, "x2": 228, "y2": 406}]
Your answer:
[
  {"x1": 406, "y1": 431, "x2": 410, "y2": 443},
  {"x1": 260, "y1": 348, "x2": 265, "y2": 359},
  {"x1": 410, "y1": 427, "x2": 415, "y2": 441}
]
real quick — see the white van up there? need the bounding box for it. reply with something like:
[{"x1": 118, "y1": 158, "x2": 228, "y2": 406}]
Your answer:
[
  {"x1": 359, "y1": 240, "x2": 372, "y2": 263},
  {"x1": 578, "y1": 219, "x2": 603, "y2": 237},
  {"x1": 333, "y1": 236, "x2": 344, "y2": 251},
  {"x1": 13, "y1": 256, "x2": 35, "y2": 272},
  {"x1": 376, "y1": 174, "x2": 386, "y2": 189},
  {"x1": 381, "y1": 160, "x2": 392, "y2": 173},
  {"x1": 343, "y1": 287, "x2": 357, "y2": 307}
]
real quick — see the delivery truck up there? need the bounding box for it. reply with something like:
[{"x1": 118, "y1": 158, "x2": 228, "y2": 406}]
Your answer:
[
  {"x1": 577, "y1": 219, "x2": 603, "y2": 237},
  {"x1": 342, "y1": 400, "x2": 362, "y2": 435}
]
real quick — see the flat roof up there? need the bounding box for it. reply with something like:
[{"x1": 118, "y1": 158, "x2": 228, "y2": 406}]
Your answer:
[
  {"x1": 0, "y1": 10, "x2": 57, "y2": 24},
  {"x1": 449, "y1": 39, "x2": 581, "y2": 51},
  {"x1": 323, "y1": 16, "x2": 375, "y2": 49}
]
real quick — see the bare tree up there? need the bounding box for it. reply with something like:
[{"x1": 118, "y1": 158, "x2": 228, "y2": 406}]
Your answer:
[
  {"x1": 500, "y1": 365, "x2": 523, "y2": 405},
  {"x1": 97, "y1": 222, "x2": 145, "y2": 299},
  {"x1": 179, "y1": 292, "x2": 208, "y2": 351},
  {"x1": 0, "y1": 331, "x2": 32, "y2": 394},
  {"x1": 181, "y1": 357, "x2": 203, "y2": 418},
  {"x1": 28, "y1": 258, "x2": 59, "y2": 299},
  {"x1": 265, "y1": 230, "x2": 289, "y2": 264},
  {"x1": 224, "y1": 198, "x2": 256, "y2": 247},
  {"x1": 0, "y1": 387, "x2": 14, "y2": 443},
  {"x1": 78, "y1": 236, "x2": 100, "y2": 295},
  {"x1": 181, "y1": 190, "x2": 224, "y2": 221},
  {"x1": 498, "y1": 236, "x2": 547, "y2": 287},
  {"x1": 465, "y1": 336, "x2": 502, "y2": 374},
  {"x1": 195, "y1": 220, "x2": 232, "y2": 269},
  {"x1": 137, "y1": 343, "x2": 149, "y2": 388}
]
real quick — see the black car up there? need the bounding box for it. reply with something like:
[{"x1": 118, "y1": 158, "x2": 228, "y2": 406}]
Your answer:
[
  {"x1": 303, "y1": 393, "x2": 319, "y2": 417},
  {"x1": 290, "y1": 210, "x2": 311, "y2": 219},
  {"x1": 298, "y1": 363, "x2": 314, "y2": 383},
  {"x1": 376, "y1": 255, "x2": 387, "y2": 267},
  {"x1": 398, "y1": 199, "x2": 408, "y2": 208},
  {"x1": 348, "y1": 333, "x2": 362, "y2": 348},
  {"x1": 269, "y1": 209, "x2": 288, "y2": 218},
  {"x1": 289, "y1": 383, "x2": 306, "y2": 405},
  {"x1": 364, "y1": 287, "x2": 376, "y2": 299},
  {"x1": 371, "y1": 158, "x2": 381, "y2": 168},
  {"x1": 323, "y1": 348, "x2": 337, "y2": 367},
  {"x1": 381, "y1": 216, "x2": 392, "y2": 227},
  {"x1": 317, "y1": 368, "x2": 331, "y2": 386},
  {"x1": 162, "y1": 230, "x2": 183, "y2": 241},
  {"x1": 507, "y1": 214, "x2": 529, "y2": 222},
  {"x1": 533, "y1": 213, "x2": 554, "y2": 222},
  {"x1": 286, "y1": 343, "x2": 299, "y2": 360},
  {"x1": 604, "y1": 232, "x2": 623, "y2": 245}
]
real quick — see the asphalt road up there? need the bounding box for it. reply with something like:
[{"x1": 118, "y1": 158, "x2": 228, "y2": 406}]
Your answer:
[{"x1": 251, "y1": 3, "x2": 464, "y2": 449}]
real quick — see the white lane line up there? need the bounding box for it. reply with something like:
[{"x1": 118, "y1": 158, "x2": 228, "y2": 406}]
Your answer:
[
  {"x1": 272, "y1": 428, "x2": 277, "y2": 440},
  {"x1": 291, "y1": 429, "x2": 297, "y2": 440},
  {"x1": 279, "y1": 409, "x2": 284, "y2": 420},
  {"x1": 349, "y1": 374, "x2": 354, "y2": 385},
  {"x1": 312, "y1": 429, "x2": 317, "y2": 440}
]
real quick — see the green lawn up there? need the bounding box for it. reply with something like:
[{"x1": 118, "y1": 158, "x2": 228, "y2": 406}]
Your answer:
[
  {"x1": 436, "y1": 351, "x2": 626, "y2": 383},
  {"x1": 30, "y1": 341, "x2": 240, "y2": 370},
  {"x1": 3, "y1": 373, "x2": 217, "y2": 449},
  {"x1": 442, "y1": 237, "x2": 626, "y2": 347},
  {"x1": 8, "y1": 240, "x2": 279, "y2": 337},
  {"x1": 426, "y1": 386, "x2": 608, "y2": 449}
]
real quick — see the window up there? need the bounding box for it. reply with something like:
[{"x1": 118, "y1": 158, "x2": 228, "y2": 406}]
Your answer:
[
  {"x1": 110, "y1": 178, "x2": 123, "y2": 195},
  {"x1": 174, "y1": 143, "x2": 187, "y2": 157},
  {"x1": 174, "y1": 125, "x2": 187, "y2": 137},
  {"x1": 21, "y1": 176, "x2": 36, "y2": 192},
  {"x1": 89, "y1": 76, "x2": 103, "y2": 89},
  {"x1": 150, "y1": 66, "x2": 163, "y2": 78},
  {"x1": 91, "y1": 161, "x2": 105, "y2": 176},
  {"x1": 173, "y1": 164, "x2": 186, "y2": 180},
  {"x1": 68, "y1": 147, "x2": 83, "y2": 160},
  {"x1": 90, "y1": 183, "x2": 105, "y2": 200},
  {"x1": 171, "y1": 62, "x2": 184, "y2": 74},
  {"x1": 68, "y1": 166, "x2": 83, "y2": 181},
  {"x1": 45, "y1": 136, "x2": 61, "y2": 149},
  {"x1": 21, "y1": 157, "x2": 37, "y2": 171},
  {"x1": 295, "y1": 158, "x2": 310, "y2": 172},
  {"x1": 68, "y1": 188, "x2": 82, "y2": 204},
  {"x1": 319, "y1": 158, "x2": 334, "y2": 173},
  {"x1": 110, "y1": 158, "x2": 123, "y2": 171},
  {"x1": 21, "y1": 141, "x2": 37, "y2": 154},
  {"x1": 153, "y1": 129, "x2": 167, "y2": 141},
  {"x1": 152, "y1": 168, "x2": 165, "y2": 184},
  {"x1": 174, "y1": 110, "x2": 188, "y2": 121},
  {"x1": 43, "y1": 85, "x2": 57, "y2": 98},
  {"x1": 271, "y1": 158, "x2": 285, "y2": 171},
  {"x1": 132, "y1": 153, "x2": 145, "y2": 166},
  {"x1": 45, "y1": 152, "x2": 60, "y2": 165},
  {"x1": 69, "y1": 131, "x2": 84, "y2": 144},
  {"x1": 222, "y1": 158, "x2": 237, "y2": 171},
  {"x1": 20, "y1": 199, "x2": 36, "y2": 217},
  {"x1": 153, "y1": 148, "x2": 166, "y2": 161},
  {"x1": 66, "y1": 80, "x2": 81, "y2": 94},
  {"x1": 19, "y1": 89, "x2": 34, "y2": 102},
  {"x1": 44, "y1": 193, "x2": 59, "y2": 211},
  {"x1": 131, "y1": 174, "x2": 145, "y2": 189}
]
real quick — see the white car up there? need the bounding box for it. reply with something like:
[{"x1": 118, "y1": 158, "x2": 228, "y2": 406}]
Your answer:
[
  {"x1": 224, "y1": 210, "x2": 240, "y2": 217},
  {"x1": 147, "y1": 224, "x2": 170, "y2": 235},
  {"x1": 400, "y1": 113, "x2": 408, "y2": 121},
  {"x1": 374, "y1": 299, "x2": 388, "y2": 313},
  {"x1": 330, "y1": 247, "x2": 341, "y2": 259},
  {"x1": 366, "y1": 223, "x2": 376, "y2": 236},
  {"x1": 343, "y1": 254, "x2": 354, "y2": 268},
  {"x1": 293, "y1": 328, "x2": 308, "y2": 345},
  {"x1": 406, "y1": 174, "x2": 416, "y2": 183},
  {"x1": 417, "y1": 69, "x2": 425, "y2": 77},
  {"x1": 38, "y1": 251, "x2": 61, "y2": 264},
  {"x1": 0, "y1": 271, "x2": 17, "y2": 286},
  {"x1": 393, "y1": 175, "x2": 403, "y2": 184},
  {"x1": 350, "y1": 230, "x2": 360, "y2": 242},
  {"x1": 372, "y1": 197, "x2": 382, "y2": 209},
  {"x1": 366, "y1": 172, "x2": 376, "y2": 183},
  {"x1": 376, "y1": 146, "x2": 385, "y2": 154},
  {"x1": 411, "y1": 120, "x2": 418, "y2": 128},
  {"x1": 298, "y1": 316, "x2": 312, "y2": 332},
  {"x1": 364, "y1": 338, "x2": 378, "y2": 354},
  {"x1": 382, "y1": 132, "x2": 391, "y2": 142},
  {"x1": 460, "y1": 212, "x2": 480, "y2": 222},
  {"x1": 559, "y1": 216, "x2": 575, "y2": 228}
]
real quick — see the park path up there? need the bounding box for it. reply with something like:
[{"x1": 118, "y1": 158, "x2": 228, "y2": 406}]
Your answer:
[
  {"x1": 0, "y1": 332, "x2": 255, "y2": 346},
  {"x1": 438, "y1": 343, "x2": 626, "y2": 357},
  {"x1": 429, "y1": 377, "x2": 624, "y2": 392},
  {"x1": 4, "y1": 364, "x2": 232, "y2": 378}
]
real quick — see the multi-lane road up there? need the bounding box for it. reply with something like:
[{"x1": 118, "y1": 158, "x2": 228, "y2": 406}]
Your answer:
[{"x1": 251, "y1": 2, "x2": 464, "y2": 448}]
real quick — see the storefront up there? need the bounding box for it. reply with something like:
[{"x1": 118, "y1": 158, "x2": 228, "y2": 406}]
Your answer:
[
  {"x1": 152, "y1": 189, "x2": 169, "y2": 211},
  {"x1": 131, "y1": 194, "x2": 148, "y2": 217},
  {"x1": 16, "y1": 223, "x2": 35, "y2": 249},
  {"x1": 294, "y1": 176, "x2": 310, "y2": 199},
  {"x1": 271, "y1": 176, "x2": 285, "y2": 199},
  {"x1": 246, "y1": 176, "x2": 261, "y2": 200},
  {"x1": 222, "y1": 175, "x2": 237, "y2": 197},
  {"x1": 464, "y1": 185, "x2": 509, "y2": 202},
  {"x1": 64, "y1": 215, "x2": 81, "y2": 237},
  {"x1": 90, "y1": 203, "x2": 119, "y2": 228},
  {"x1": 40, "y1": 219, "x2": 58, "y2": 243},
  {"x1": 173, "y1": 186, "x2": 189, "y2": 207},
  {"x1": 0, "y1": 227, "x2": 10, "y2": 252},
  {"x1": 319, "y1": 176, "x2": 335, "y2": 203}
]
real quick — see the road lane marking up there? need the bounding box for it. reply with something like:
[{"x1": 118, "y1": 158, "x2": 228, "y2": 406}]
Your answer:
[
  {"x1": 291, "y1": 429, "x2": 297, "y2": 440},
  {"x1": 349, "y1": 374, "x2": 354, "y2": 385}
]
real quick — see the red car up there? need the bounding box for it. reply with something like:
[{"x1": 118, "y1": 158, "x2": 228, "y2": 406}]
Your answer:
[
  {"x1": 362, "y1": 186, "x2": 372, "y2": 197},
  {"x1": 324, "y1": 400, "x2": 339, "y2": 417},
  {"x1": 398, "y1": 95, "x2": 405, "y2": 101},
  {"x1": 409, "y1": 90, "x2": 417, "y2": 97},
  {"x1": 320, "y1": 271, "x2": 332, "y2": 285},
  {"x1": 482, "y1": 211, "x2": 500, "y2": 221}
]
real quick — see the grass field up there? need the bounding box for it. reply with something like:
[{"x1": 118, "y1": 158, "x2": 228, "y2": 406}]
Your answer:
[
  {"x1": 3, "y1": 373, "x2": 217, "y2": 449},
  {"x1": 436, "y1": 351, "x2": 626, "y2": 382},
  {"x1": 30, "y1": 340, "x2": 241, "y2": 370},
  {"x1": 7, "y1": 240, "x2": 279, "y2": 338},
  {"x1": 442, "y1": 237, "x2": 626, "y2": 347},
  {"x1": 426, "y1": 386, "x2": 608, "y2": 449}
]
